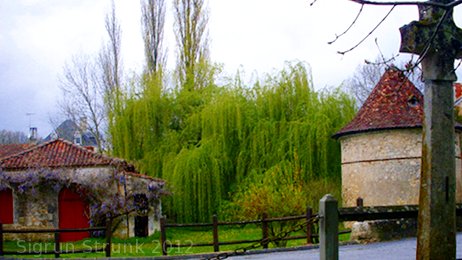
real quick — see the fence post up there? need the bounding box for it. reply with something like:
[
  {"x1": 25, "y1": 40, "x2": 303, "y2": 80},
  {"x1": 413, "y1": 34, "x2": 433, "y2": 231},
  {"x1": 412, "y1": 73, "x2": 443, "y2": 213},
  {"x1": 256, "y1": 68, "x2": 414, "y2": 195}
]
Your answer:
[
  {"x1": 356, "y1": 197, "x2": 363, "y2": 207},
  {"x1": 306, "y1": 207, "x2": 313, "y2": 244},
  {"x1": 160, "y1": 217, "x2": 167, "y2": 256},
  {"x1": 212, "y1": 214, "x2": 219, "y2": 252},
  {"x1": 105, "y1": 218, "x2": 112, "y2": 258},
  {"x1": 261, "y1": 213, "x2": 269, "y2": 249},
  {"x1": 54, "y1": 232, "x2": 60, "y2": 258},
  {"x1": 319, "y1": 194, "x2": 338, "y2": 260},
  {"x1": 0, "y1": 223, "x2": 3, "y2": 256}
]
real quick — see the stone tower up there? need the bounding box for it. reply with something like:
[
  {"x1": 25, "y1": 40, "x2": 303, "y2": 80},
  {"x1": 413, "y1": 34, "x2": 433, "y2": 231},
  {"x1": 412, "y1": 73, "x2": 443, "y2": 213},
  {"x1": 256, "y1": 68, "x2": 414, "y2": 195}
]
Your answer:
[{"x1": 333, "y1": 68, "x2": 462, "y2": 208}]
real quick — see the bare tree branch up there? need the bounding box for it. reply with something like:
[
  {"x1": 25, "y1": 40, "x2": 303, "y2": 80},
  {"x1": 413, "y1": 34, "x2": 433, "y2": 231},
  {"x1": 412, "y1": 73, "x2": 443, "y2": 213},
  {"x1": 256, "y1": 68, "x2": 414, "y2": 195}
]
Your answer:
[
  {"x1": 328, "y1": 4, "x2": 364, "y2": 45},
  {"x1": 349, "y1": 0, "x2": 462, "y2": 9},
  {"x1": 57, "y1": 1, "x2": 123, "y2": 152},
  {"x1": 338, "y1": 5, "x2": 396, "y2": 55},
  {"x1": 344, "y1": 56, "x2": 424, "y2": 106},
  {"x1": 59, "y1": 54, "x2": 106, "y2": 151}
]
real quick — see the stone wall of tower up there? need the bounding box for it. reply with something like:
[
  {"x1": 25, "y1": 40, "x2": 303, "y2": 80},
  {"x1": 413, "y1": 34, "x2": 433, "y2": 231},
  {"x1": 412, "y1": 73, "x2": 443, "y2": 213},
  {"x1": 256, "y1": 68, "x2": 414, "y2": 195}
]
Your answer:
[{"x1": 340, "y1": 128, "x2": 462, "y2": 207}]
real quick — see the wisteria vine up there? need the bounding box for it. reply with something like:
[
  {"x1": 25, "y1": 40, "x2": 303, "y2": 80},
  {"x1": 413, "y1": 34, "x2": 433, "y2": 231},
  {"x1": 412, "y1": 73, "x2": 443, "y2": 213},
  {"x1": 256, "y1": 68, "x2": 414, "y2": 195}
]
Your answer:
[{"x1": 0, "y1": 167, "x2": 166, "y2": 225}]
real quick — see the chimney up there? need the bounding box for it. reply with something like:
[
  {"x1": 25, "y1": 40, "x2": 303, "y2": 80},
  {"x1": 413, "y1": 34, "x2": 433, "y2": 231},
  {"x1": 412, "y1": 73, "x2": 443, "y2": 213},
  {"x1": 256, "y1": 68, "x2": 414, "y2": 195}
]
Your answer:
[
  {"x1": 29, "y1": 127, "x2": 38, "y2": 143},
  {"x1": 79, "y1": 117, "x2": 88, "y2": 132}
]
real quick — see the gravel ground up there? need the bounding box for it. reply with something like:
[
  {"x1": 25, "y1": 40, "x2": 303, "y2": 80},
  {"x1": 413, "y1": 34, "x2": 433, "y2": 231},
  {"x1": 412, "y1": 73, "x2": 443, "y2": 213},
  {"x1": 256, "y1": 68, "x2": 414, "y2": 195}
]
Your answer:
[{"x1": 230, "y1": 233, "x2": 462, "y2": 260}]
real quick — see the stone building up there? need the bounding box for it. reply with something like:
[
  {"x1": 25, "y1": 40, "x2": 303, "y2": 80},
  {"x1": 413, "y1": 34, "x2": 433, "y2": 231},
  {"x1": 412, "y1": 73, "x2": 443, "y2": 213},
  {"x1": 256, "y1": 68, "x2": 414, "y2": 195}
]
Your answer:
[
  {"x1": 333, "y1": 68, "x2": 462, "y2": 241},
  {"x1": 333, "y1": 68, "x2": 462, "y2": 208},
  {"x1": 0, "y1": 139, "x2": 165, "y2": 241}
]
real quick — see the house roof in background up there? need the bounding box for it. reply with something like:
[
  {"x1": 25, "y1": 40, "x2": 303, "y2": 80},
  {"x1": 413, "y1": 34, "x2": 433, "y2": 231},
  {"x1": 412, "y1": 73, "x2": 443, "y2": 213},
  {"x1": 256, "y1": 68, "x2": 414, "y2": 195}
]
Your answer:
[
  {"x1": 334, "y1": 68, "x2": 425, "y2": 138},
  {"x1": 44, "y1": 119, "x2": 97, "y2": 147},
  {"x1": 0, "y1": 139, "x2": 131, "y2": 171}
]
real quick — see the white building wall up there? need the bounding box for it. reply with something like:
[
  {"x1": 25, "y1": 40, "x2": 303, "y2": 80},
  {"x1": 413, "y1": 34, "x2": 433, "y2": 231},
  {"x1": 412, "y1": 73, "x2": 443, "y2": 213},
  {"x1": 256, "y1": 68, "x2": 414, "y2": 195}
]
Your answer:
[{"x1": 340, "y1": 128, "x2": 462, "y2": 207}]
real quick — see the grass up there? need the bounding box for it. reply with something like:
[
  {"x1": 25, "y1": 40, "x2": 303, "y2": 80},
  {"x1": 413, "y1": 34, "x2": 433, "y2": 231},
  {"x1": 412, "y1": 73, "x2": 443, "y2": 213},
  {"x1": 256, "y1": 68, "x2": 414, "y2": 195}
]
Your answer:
[{"x1": 2, "y1": 224, "x2": 350, "y2": 258}]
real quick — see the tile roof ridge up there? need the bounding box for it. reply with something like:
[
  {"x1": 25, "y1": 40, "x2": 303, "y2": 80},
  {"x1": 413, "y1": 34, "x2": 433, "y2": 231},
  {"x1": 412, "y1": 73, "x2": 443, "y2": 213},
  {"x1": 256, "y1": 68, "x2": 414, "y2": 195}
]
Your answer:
[
  {"x1": 55, "y1": 138, "x2": 136, "y2": 170},
  {"x1": 55, "y1": 139, "x2": 130, "y2": 168}
]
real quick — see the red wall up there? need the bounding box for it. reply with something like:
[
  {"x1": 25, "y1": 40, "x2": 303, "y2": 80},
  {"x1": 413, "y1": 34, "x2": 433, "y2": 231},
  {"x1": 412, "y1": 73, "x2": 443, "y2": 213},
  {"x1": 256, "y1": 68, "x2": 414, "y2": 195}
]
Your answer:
[{"x1": 0, "y1": 189, "x2": 13, "y2": 224}]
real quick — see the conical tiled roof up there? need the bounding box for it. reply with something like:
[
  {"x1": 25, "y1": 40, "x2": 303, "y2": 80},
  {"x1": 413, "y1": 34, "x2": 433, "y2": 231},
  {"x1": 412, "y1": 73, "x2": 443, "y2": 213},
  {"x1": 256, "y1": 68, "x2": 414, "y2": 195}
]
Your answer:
[{"x1": 334, "y1": 68, "x2": 425, "y2": 138}]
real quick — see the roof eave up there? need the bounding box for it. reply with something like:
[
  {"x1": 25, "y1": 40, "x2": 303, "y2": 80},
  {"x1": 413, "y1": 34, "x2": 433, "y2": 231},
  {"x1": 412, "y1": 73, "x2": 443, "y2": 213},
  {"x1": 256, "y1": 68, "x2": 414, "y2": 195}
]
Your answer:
[{"x1": 333, "y1": 124, "x2": 462, "y2": 139}]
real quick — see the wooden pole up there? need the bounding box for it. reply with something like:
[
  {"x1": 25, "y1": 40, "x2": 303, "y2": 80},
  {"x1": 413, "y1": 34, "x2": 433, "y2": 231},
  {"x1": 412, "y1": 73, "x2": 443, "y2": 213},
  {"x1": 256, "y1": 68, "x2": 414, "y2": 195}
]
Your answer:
[
  {"x1": 319, "y1": 194, "x2": 338, "y2": 260},
  {"x1": 306, "y1": 207, "x2": 313, "y2": 244},
  {"x1": 54, "y1": 232, "x2": 60, "y2": 258},
  {"x1": 399, "y1": 4, "x2": 462, "y2": 259},
  {"x1": 105, "y1": 218, "x2": 112, "y2": 258},
  {"x1": 212, "y1": 214, "x2": 219, "y2": 252},
  {"x1": 261, "y1": 213, "x2": 269, "y2": 249},
  {"x1": 160, "y1": 217, "x2": 167, "y2": 256}
]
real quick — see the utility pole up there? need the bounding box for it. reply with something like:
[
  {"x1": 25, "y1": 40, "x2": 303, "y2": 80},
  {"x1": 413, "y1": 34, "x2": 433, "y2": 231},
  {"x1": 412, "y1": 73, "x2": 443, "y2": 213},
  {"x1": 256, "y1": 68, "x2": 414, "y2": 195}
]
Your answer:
[{"x1": 399, "y1": 1, "x2": 462, "y2": 259}]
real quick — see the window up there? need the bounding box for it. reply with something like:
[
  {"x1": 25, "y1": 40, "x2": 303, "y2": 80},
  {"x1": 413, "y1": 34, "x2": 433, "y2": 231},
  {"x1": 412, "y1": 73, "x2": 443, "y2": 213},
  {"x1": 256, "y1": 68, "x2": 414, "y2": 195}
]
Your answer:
[{"x1": 0, "y1": 188, "x2": 13, "y2": 224}]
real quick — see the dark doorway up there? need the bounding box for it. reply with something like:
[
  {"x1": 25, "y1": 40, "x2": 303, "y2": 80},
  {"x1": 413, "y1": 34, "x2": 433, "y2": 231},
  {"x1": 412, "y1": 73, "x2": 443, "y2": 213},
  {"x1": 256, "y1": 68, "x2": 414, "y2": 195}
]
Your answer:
[
  {"x1": 134, "y1": 216, "x2": 149, "y2": 237},
  {"x1": 134, "y1": 194, "x2": 149, "y2": 237}
]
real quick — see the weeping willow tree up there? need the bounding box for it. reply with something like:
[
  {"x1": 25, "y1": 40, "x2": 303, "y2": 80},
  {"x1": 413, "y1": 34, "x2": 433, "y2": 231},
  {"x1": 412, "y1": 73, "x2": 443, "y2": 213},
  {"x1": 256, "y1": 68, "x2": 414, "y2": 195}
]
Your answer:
[{"x1": 109, "y1": 62, "x2": 356, "y2": 223}]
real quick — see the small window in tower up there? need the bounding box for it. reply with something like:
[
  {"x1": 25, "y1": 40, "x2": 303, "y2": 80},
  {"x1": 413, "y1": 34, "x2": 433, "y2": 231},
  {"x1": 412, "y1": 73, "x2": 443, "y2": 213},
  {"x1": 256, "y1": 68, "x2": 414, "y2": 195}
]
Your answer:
[{"x1": 408, "y1": 95, "x2": 419, "y2": 107}]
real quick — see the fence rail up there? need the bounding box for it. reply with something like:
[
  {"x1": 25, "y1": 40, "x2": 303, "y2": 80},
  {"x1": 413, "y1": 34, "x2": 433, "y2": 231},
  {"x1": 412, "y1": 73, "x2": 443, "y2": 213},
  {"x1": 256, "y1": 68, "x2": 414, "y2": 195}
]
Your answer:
[
  {"x1": 159, "y1": 207, "x2": 330, "y2": 256},
  {"x1": 319, "y1": 196, "x2": 462, "y2": 260},
  {"x1": 0, "y1": 218, "x2": 112, "y2": 258}
]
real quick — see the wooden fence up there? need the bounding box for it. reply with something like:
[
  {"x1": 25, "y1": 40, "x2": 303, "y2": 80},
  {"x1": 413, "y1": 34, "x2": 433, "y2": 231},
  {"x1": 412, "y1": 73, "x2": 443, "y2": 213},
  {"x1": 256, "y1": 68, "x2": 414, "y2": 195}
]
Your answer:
[
  {"x1": 319, "y1": 195, "x2": 462, "y2": 260},
  {"x1": 0, "y1": 218, "x2": 112, "y2": 258},
  {"x1": 159, "y1": 207, "x2": 349, "y2": 256}
]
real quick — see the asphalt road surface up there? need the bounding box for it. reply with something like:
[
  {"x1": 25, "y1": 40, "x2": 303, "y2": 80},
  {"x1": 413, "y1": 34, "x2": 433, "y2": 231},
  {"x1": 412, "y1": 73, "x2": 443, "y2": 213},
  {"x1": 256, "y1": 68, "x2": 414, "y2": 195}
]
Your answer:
[{"x1": 231, "y1": 233, "x2": 462, "y2": 260}]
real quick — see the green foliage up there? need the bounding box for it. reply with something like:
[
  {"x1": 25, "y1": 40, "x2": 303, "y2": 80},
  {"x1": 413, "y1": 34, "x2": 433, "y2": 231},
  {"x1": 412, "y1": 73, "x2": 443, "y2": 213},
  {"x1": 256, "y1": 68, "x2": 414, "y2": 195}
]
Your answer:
[
  {"x1": 109, "y1": 62, "x2": 356, "y2": 223},
  {"x1": 221, "y1": 163, "x2": 340, "y2": 247}
]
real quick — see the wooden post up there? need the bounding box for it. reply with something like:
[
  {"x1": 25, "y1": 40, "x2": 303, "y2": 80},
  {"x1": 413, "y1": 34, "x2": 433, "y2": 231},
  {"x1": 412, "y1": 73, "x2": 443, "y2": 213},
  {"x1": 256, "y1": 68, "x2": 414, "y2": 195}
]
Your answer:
[
  {"x1": 0, "y1": 223, "x2": 3, "y2": 256},
  {"x1": 160, "y1": 217, "x2": 167, "y2": 256},
  {"x1": 105, "y1": 218, "x2": 112, "y2": 258},
  {"x1": 306, "y1": 207, "x2": 313, "y2": 244},
  {"x1": 54, "y1": 232, "x2": 60, "y2": 258},
  {"x1": 356, "y1": 197, "x2": 363, "y2": 207},
  {"x1": 319, "y1": 194, "x2": 338, "y2": 260},
  {"x1": 261, "y1": 213, "x2": 269, "y2": 249},
  {"x1": 212, "y1": 214, "x2": 219, "y2": 252}
]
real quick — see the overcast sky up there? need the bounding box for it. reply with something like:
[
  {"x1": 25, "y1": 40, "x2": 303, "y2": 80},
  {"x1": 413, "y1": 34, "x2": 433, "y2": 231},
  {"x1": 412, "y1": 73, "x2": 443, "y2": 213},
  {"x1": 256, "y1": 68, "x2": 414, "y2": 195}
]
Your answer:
[{"x1": 1, "y1": 0, "x2": 461, "y2": 137}]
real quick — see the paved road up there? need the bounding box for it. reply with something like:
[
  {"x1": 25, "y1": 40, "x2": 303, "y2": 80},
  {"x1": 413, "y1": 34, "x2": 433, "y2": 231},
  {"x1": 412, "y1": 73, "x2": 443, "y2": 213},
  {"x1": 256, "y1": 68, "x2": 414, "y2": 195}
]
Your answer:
[{"x1": 232, "y1": 233, "x2": 462, "y2": 260}]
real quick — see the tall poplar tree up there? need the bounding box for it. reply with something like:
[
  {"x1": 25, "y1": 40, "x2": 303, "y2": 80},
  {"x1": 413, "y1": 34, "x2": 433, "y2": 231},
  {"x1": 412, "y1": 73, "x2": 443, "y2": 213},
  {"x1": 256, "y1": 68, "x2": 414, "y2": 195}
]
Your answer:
[
  {"x1": 173, "y1": 0, "x2": 209, "y2": 90},
  {"x1": 141, "y1": 0, "x2": 166, "y2": 76}
]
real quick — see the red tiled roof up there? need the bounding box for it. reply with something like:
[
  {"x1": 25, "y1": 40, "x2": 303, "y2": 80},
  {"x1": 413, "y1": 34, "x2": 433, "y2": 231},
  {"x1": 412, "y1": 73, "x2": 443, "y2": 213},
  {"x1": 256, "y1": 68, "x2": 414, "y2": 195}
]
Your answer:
[
  {"x1": 455, "y1": 83, "x2": 462, "y2": 100},
  {"x1": 0, "y1": 139, "x2": 130, "y2": 170},
  {"x1": 0, "y1": 143, "x2": 34, "y2": 160},
  {"x1": 334, "y1": 68, "x2": 425, "y2": 138}
]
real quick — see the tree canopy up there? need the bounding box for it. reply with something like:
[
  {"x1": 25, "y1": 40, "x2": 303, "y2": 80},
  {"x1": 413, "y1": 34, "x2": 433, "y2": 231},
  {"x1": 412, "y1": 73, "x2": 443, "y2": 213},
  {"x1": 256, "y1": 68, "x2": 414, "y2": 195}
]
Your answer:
[{"x1": 109, "y1": 62, "x2": 356, "y2": 222}]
